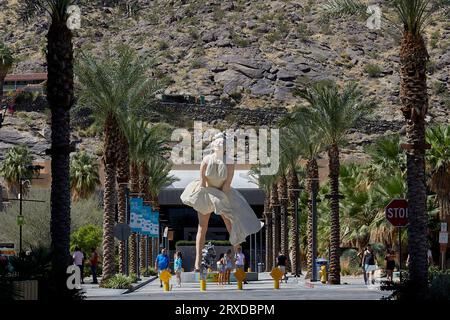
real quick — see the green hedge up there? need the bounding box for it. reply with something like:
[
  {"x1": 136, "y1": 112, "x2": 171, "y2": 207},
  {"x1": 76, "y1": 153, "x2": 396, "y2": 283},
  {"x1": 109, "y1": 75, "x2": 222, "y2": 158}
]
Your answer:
[{"x1": 175, "y1": 240, "x2": 231, "y2": 247}]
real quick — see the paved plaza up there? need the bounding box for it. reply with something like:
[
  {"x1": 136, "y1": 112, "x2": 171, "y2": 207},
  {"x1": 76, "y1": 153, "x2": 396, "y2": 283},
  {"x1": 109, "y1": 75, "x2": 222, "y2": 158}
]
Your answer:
[{"x1": 83, "y1": 273, "x2": 391, "y2": 300}]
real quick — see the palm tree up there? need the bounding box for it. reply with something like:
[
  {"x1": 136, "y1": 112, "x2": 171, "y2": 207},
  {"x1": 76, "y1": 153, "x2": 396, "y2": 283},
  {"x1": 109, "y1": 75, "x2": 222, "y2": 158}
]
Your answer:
[
  {"x1": 277, "y1": 174, "x2": 289, "y2": 266},
  {"x1": 321, "y1": 0, "x2": 437, "y2": 291},
  {"x1": 142, "y1": 158, "x2": 177, "y2": 271},
  {"x1": 125, "y1": 119, "x2": 168, "y2": 274},
  {"x1": 426, "y1": 125, "x2": 450, "y2": 267},
  {"x1": 281, "y1": 116, "x2": 323, "y2": 278},
  {"x1": 0, "y1": 41, "x2": 14, "y2": 104},
  {"x1": 249, "y1": 166, "x2": 275, "y2": 272},
  {"x1": 0, "y1": 145, "x2": 34, "y2": 196},
  {"x1": 339, "y1": 164, "x2": 378, "y2": 251},
  {"x1": 365, "y1": 134, "x2": 406, "y2": 178},
  {"x1": 394, "y1": 0, "x2": 434, "y2": 295},
  {"x1": 33, "y1": 0, "x2": 75, "y2": 298},
  {"x1": 116, "y1": 131, "x2": 129, "y2": 274},
  {"x1": 76, "y1": 45, "x2": 161, "y2": 281},
  {"x1": 279, "y1": 127, "x2": 302, "y2": 276},
  {"x1": 426, "y1": 125, "x2": 450, "y2": 222},
  {"x1": 270, "y1": 181, "x2": 280, "y2": 268},
  {"x1": 295, "y1": 81, "x2": 372, "y2": 284},
  {"x1": 69, "y1": 150, "x2": 100, "y2": 201}
]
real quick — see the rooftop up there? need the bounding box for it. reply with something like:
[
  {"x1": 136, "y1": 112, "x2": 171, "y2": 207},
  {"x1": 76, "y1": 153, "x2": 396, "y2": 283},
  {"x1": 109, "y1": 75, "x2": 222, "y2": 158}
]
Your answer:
[{"x1": 4, "y1": 73, "x2": 48, "y2": 82}]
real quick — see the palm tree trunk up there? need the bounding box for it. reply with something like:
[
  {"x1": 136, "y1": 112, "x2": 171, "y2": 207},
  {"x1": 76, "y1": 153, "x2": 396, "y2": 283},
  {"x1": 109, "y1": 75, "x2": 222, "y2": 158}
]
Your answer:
[
  {"x1": 328, "y1": 144, "x2": 341, "y2": 285},
  {"x1": 139, "y1": 163, "x2": 151, "y2": 273},
  {"x1": 400, "y1": 31, "x2": 429, "y2": 296},
  {"x1": 101, "y1": 115, "x2": 119, "y2": 282},
  {"x1": 129, "y1": 161, "x2": 139, "y2": 275},
  {"x1": 47, "y1": 20, "x2": 74, "y2": 295},
  {"x1": 305, "y1": 159, "x2": 319, "y2": 279},
  {"x1": 0, "y1": 76, "x2": 5, "y2": 104},
  {"x1": 264, "y1": 192, "x2": 272, "y2": 272},
  {"x1": 139, "y1": 236, "x2": 146, "y2": 274},
  {"x1": 116, "y1": 133, "x2": 129, "y2": 274},
  {"x1": 271, "y1": 183, "x2": 280, "y2": 268},
  {"x1": 278, "y1": 174, "x2": 289, "y2": 264},
  {"x1": 287, "y1": 166, "x2": 300, "y2": 276}
]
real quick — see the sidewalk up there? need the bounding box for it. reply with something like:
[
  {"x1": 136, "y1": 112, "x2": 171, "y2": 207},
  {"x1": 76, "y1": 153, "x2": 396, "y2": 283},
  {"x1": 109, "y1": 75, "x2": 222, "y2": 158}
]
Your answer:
[
  {"x1": 84, "y1": 273, "x2": 391, "y2": 300},
  {"x1": 81, "y1": 275, "x2": 158, "y2": 297}
]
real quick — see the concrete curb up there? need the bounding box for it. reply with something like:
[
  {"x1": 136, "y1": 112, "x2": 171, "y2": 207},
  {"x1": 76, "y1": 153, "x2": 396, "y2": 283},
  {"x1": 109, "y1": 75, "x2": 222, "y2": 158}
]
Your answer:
[{"x1": 123, "y1": 276, "x2": 158, "y2": 294}]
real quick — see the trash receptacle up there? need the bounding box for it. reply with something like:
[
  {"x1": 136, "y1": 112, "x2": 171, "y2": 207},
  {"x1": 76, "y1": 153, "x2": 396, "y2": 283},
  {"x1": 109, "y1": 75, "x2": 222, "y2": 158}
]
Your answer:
[
  {"x1": 315, "y1": 258, "x2": 328, "y2": 278},
  {"x1": 257, "y1": 262, "x2": 265, "y2": 273}
]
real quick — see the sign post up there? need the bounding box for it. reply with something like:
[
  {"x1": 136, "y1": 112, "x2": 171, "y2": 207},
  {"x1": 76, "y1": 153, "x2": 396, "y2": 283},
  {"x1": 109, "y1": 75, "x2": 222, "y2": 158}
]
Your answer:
[{"x1": 385, "y1": 199, "x2": 409, "y2": 282}]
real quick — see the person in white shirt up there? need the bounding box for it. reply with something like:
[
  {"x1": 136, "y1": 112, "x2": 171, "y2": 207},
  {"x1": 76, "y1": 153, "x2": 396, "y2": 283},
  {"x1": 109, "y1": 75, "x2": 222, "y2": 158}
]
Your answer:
[
  {"x1": 73, "y1": 247, "x2": 84, "y2": 284},
  {"x1": 234, "y1": 247, "x2": 248, "y2": 284}
]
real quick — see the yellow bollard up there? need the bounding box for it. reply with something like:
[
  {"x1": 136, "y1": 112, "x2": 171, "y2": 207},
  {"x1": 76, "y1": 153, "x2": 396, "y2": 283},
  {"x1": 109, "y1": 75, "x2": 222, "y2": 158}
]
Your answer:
[
  {"x1": 159, "y1": 270, "x2": 172, "y2": 292},
  {"x1": 274, "y1": 279, "x2": 280, "y2": 289},
  {"x1": 164, "y1": 281, "x2": 170, "y2": 291},
  {"x1": 234, "y1": 268, "x2": 246, "y2": 290},
  {"x1": 270, "y1": 267, "x2": 283, "y2": 290},
  {"x1": 320, "y1": 265, "x2": 327, "y2": 284},
  {"x1": 200, "y1": 279, "x2": 207, "y2": 291}
]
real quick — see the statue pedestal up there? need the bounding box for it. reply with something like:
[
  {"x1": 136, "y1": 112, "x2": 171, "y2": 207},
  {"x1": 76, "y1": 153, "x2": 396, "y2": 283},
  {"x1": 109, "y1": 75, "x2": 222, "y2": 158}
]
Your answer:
[{"x1": 180, "y1": 271, "x2": 259, "y2": 283}]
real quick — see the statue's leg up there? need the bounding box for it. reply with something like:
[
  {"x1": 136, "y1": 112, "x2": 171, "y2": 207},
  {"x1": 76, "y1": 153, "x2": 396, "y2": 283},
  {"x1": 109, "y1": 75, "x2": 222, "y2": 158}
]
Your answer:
[
  {"x1": 195, "y1": 212, "x2": 211, "y2": 270},
  {"x1": 221, "y1": 215, "x2": 240, "y2": 253}
]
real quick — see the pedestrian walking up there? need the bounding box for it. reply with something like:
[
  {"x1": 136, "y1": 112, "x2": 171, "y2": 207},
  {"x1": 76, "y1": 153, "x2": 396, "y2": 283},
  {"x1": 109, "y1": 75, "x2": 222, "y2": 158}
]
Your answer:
[
  {"x1": 224, "y1": 249, "x2": 233, "y2": 284},
  {"x1": 217, "y1": 253, "x2": 226, "y2": 285},
  {"x1": 384, "y1": 249, "x2": 395, "y2": 282},
  {"x1": 174, "y1": 251, "x2": 183, "y2": 287},
  {"x1": 155, "y1": 248, "x2": 170, "y2": 288},
  {"x1": 277, "y1": 251, "x2": 288, "y2": 283},
  {"x1": 72, "y1": 247, "x2": 84, "y2": 284},
  {"x1": 89, "y1": 247, "x2": 99, "y2": 284},
  {"x1": 362, "y1": 245, "x2": 377, "y2": 285}
]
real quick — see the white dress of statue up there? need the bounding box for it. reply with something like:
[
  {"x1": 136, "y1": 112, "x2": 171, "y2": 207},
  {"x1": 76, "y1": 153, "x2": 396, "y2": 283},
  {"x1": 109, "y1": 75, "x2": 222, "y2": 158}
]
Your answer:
[{"x1": 180, "y1": 133, "x2": 264, "y2": 271}]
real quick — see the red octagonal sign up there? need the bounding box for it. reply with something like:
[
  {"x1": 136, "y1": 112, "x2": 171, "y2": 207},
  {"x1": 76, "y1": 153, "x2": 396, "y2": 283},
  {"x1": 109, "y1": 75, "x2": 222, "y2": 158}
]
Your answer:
[{"x1": 385, "y1": 199, "x2": 409, "y2": 227}]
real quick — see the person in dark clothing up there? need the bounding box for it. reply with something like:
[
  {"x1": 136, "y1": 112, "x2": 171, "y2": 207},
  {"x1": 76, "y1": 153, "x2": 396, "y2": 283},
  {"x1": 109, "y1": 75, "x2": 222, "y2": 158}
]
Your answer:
[
  {"x1": 362, "y1": 245, "x2": 376, "y2": 285},
  {"x1": 277, "y1": 251, "x2": 288, "y2": 283},
  {"x1": 385, "y1": 249, "x2": 395, "y2": 282},
  {"x1": 90, "y1": 247, "x2": 99, "y2": 284}
]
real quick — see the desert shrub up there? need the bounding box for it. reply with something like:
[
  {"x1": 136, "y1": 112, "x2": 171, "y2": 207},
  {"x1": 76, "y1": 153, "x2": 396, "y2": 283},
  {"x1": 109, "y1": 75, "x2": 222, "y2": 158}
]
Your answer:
[
  {"x1": 364, "y1": 64, "x2": 383, "y2": 78},
  {"x1": 432, "y1": 81, "x2": 448, "y2": 96},
  {"x1": 266, "y1": 30, "x2": 282, "y2": 42},
  {"x1": 144, "y1": 267, "x2": 157, "y2": 276},
  {"x1": 427, "y1": 60, "x2": 437, "y2": 74},
  {"x1": 157, "y1": 40, "x2": 169, "y2": 51},
  {"x1": 101, "y1": 273, "x2": 133, "y2": 289},
  {"x1": 11, "y1": 91, "x2": 47, "y2": 112},
  {"x1": 428, "y1": 266, "x2": 450, "y2": 300},
  {"x1": 129, "y1": 273, "x2": 138, "y2": 283},
  {"x1": 190, "y1": 59, "x2": 203, "y2": 69}
]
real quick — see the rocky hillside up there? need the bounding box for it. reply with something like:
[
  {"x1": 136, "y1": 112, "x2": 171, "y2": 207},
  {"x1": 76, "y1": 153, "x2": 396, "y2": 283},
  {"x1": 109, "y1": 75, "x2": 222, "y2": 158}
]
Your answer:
[{"x1": 1, "y1": 0, "x2": 449, "y2": 162}]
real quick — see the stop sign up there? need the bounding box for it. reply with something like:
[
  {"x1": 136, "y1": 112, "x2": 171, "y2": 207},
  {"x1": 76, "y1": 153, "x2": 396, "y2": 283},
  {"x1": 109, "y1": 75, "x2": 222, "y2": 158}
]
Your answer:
[{"x1": 385, "y1": 199, "x2": 409, "y2": 227}]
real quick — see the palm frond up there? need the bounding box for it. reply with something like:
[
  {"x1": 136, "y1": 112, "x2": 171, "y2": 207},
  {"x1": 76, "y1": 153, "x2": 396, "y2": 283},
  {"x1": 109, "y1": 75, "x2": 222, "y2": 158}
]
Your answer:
[
  {"x1": 392, "y1": 0, "x2": 434, "y2": 35},
  {"x1": 322, "y1": 0, "x2": 368, "y2": 17}
]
